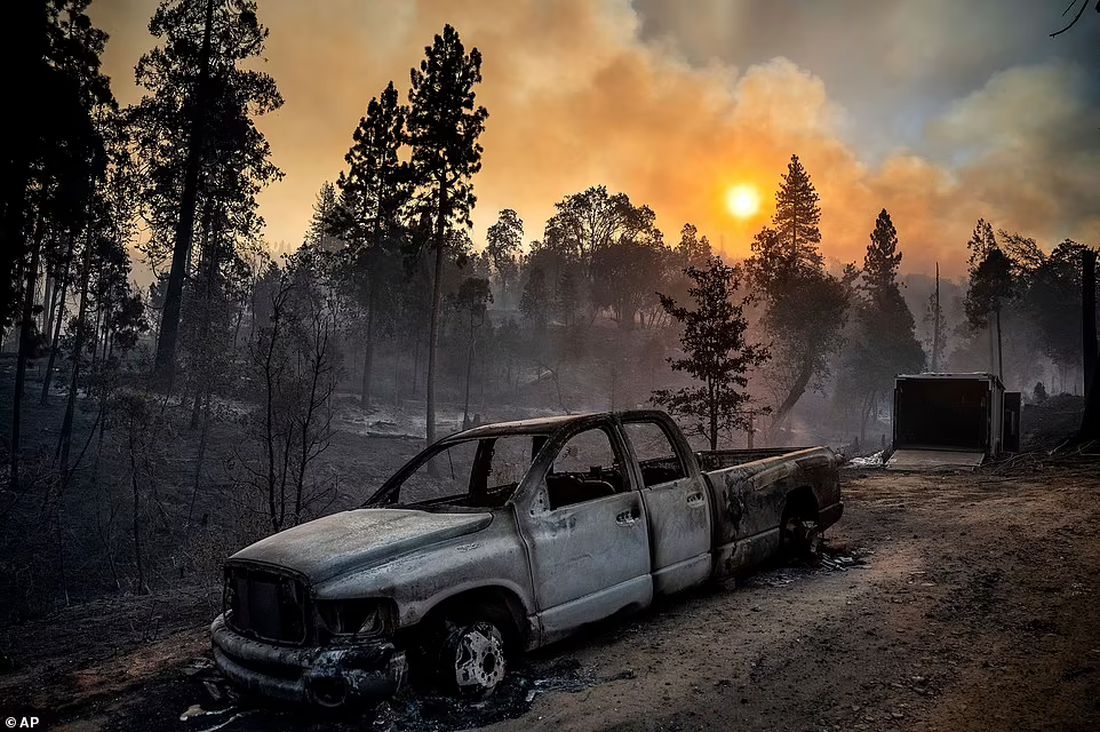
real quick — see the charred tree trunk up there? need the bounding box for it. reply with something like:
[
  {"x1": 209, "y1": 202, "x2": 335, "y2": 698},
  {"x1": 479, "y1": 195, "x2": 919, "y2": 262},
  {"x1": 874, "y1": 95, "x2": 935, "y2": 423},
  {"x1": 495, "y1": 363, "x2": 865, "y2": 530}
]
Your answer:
[
  {"x1": 128, "y1": 419, "x2": 147, "y2": 595},
  {"x1": 58, "y1": 238, "x2": 94, "y2": 472},
  {"x1": 859, "y1": 388, "x2": 878, "y2": 448},
  {"x1": 767, "y1": 358, "x2": 815, "y2": 445},
  {"x1": 462, "y1": 313, "x2": 476, "y2": 427},
  {"x1": 41, "y1": 239, "x2": 73, "y2": 405},
  {"x1": 361, "y1": 281, "x2": 375, "y2": 409},
  {"x1": 1079, "y1": 250, "x2": 1099, "y2": 441},
  {"x1": 11, "y1": 214, "x2": 45, "y2": 489},
  {"x1": 152, "y1": 0, "x2": 214, "y2": 393},
  {"x1": 425, "y1": 179, "x2": 447, "y2": 446},
  {"x1": 187, "y1": 387, "x2": 212, "y2": 534},
  {"x1": 995, "y1": 308, "x2": 1004, "y2": 383},
  {"x1": 708, "y1": 378, "x2": 718, "y2": 451}
]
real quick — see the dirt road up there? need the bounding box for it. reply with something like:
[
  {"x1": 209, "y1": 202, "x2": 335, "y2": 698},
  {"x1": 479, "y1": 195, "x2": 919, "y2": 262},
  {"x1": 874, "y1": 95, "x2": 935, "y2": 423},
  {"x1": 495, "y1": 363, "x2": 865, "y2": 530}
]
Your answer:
[{"x1": 3, "y1": 465, "x2": 1099, "y2": 732}]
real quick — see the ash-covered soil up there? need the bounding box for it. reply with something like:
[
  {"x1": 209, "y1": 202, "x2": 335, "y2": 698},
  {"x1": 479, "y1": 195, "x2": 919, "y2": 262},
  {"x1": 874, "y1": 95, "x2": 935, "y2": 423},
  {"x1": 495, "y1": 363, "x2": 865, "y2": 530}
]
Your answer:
[{"x1": 3, "y1": 464, "x2": 1100, "y2": 732}]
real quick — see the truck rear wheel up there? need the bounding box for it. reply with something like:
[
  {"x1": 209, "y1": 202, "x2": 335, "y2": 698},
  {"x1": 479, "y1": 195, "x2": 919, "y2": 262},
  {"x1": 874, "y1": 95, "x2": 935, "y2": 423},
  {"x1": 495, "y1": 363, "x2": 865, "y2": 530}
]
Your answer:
[{"x1": 782, "y1": 515, "x2": 823, "y2": 564}]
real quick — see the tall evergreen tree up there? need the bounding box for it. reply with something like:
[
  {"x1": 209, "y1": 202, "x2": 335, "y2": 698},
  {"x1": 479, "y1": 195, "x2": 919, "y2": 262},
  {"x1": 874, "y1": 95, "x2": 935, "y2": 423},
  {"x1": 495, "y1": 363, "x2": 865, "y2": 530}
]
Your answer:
[
  {"x1": 838, "y1": 209, "x2": 925, "y2": 445},
  {"x1": 306, "y1": 181, "x2": 342, "y2": 252},
  {"x1": 333, "y1": 81, "x2": 410, "y2": 407},
  {"x1": 773, "y1": 154, "x2": 823, "y2": 271},
  {"x1": 135, "y1": 0, "x2": 283, "y2": 392},
  {"x1": 406, "y1": 24, "x2": 488, "y2": 445},
  {"x1": 486, "y1": 208, "x2": 523, "y2": 302},
  {"x1": 652, "y1": 256, "x2": 769, "y2": 450},
  {"x1": 745, "y1": 156, "x2": 850, "y2": 444},
  {"x1": 7, "y1": 0, "x2": 113, "y2": 489}
]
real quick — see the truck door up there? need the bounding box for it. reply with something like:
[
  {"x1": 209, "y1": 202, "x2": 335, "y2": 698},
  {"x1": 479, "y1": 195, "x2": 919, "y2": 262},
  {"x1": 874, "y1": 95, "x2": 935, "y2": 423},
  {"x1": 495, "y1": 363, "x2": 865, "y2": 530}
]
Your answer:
[
  {"x1": 622, "y1": 418, "x2": 712, "y2": 594},
  {"x1": 520, "y1": 423, "x2": 652, "y2": 643}
]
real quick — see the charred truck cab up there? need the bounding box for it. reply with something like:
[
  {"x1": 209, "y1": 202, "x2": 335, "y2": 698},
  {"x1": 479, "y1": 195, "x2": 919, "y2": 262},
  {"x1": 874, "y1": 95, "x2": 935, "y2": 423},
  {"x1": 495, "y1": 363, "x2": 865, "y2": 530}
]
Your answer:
[{"x1": 211, "y1": 410, "x2": 842, "y2": 708}]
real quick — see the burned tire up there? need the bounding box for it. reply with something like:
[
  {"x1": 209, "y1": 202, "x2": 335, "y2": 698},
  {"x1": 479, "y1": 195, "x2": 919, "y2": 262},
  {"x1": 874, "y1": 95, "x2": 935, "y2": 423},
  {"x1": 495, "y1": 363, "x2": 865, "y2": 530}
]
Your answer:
[
  {"x1": 441, "y1": 619, "x2": 507, "y2": 699},
  {"x1": 781, "y1": 514, "x2": 823, "y2": 564}
]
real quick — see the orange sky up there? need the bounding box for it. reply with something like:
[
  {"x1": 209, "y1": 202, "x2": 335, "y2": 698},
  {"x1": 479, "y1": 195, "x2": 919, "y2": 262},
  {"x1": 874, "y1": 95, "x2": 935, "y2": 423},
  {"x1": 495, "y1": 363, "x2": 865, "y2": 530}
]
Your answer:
[{"x1": 92, "y1": 0, "x2": 1100, "y2": 278}]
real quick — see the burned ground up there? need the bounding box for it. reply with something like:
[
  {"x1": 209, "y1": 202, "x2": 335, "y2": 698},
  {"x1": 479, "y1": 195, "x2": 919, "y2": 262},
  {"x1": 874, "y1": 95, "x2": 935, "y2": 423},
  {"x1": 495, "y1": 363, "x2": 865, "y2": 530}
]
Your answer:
[{"x1": 2, "y1": 462, "x2": 1099, "y2": 731}]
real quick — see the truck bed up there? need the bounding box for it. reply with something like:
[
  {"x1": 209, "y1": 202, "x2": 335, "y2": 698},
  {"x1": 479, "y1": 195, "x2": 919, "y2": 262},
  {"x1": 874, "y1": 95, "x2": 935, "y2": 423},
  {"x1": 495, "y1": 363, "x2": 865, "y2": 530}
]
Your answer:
[
  {"x1": 695, "y1": 447, "x2": 814, "y2": 472},
  {"x1": 697, "y1": 446, "x2": 842, "y2": 576}
]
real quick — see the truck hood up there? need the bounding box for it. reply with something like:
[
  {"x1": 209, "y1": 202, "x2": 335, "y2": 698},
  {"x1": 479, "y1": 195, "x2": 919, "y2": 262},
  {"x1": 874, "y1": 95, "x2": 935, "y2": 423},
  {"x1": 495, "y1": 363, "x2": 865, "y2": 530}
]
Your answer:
[{"x1": 228, "y1": 508, "x2": 493, "y2": 583}]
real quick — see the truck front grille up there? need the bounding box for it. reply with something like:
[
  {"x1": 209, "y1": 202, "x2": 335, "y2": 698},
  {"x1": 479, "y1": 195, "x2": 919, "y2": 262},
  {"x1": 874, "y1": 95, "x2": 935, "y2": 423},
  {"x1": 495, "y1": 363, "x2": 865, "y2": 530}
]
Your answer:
[{"x1": 224, "y1": 565, "x2": 308, "y2": 645}]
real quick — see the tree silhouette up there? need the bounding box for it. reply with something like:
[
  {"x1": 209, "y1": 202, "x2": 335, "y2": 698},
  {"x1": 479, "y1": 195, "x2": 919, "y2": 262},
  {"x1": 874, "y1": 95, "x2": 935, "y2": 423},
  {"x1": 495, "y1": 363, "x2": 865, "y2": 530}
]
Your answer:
[
  {"x1": 838, "y1": 209, "x2": 925, "y2": 445},
  {"x1": 486, "y1": 209, "x2": 523, "y2": 303},
  {"x1": 652, "y1": 256, "x2": 769, "y2": 450},
  {"x1": 7, "y1": 0, "x2": 114, "y2": 490},
  {"x1": 407, "y1": 24, "x2": 488, "y2": 446},
  {"x1": 745, "y1": 156, "x2": 850, "y2": 444},
  {"x1": 773, "y1": 154, "x2": 824, "y2": 273},
  {"x1": 448, "y1": 277, "x2": 492, "y2": 427},
  {"x1": 964, "y1": 221, "x2": 1016, "y2": 379},
  {"x1": 136, "y1": 0, "x2": 283, "y2": 393},
  {"x1": 306, "y1": 182, "x2": 342, "y2": 252},
  {"x1": 333, "y1": 80, "x2": 410, "y2": 407}
]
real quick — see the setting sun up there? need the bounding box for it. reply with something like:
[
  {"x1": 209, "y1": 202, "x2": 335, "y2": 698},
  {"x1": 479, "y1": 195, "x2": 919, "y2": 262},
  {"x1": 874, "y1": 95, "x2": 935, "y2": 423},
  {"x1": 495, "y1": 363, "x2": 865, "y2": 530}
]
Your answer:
[{"x1": 726, "y1": 185, "x2": 760, "y2": 219}]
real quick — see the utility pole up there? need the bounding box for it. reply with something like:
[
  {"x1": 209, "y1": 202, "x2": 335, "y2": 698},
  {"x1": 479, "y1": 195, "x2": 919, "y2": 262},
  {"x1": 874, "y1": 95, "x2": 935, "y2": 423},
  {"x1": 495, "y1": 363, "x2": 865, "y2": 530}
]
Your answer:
[{"x1": 931, "y1": 262, "x2": 941, "y2": 372}]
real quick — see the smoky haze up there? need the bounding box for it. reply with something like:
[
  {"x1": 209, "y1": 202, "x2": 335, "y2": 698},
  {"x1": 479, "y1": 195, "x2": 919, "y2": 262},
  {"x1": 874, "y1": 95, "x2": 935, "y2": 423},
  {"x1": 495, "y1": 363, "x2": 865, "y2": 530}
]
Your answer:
[
  {"x1": 4, "y1": 1, "x2": 1099, "y2": 675},
  {"x1": 91, "y1": 0, "x2": 1100, "y2": 277}
]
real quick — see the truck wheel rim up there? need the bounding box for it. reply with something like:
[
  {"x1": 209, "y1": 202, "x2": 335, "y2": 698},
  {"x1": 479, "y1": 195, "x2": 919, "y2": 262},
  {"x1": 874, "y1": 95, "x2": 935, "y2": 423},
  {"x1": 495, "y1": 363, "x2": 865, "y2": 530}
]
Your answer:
[{"x1": 453, "y1": 622, "x2": 506, "y2": 694}]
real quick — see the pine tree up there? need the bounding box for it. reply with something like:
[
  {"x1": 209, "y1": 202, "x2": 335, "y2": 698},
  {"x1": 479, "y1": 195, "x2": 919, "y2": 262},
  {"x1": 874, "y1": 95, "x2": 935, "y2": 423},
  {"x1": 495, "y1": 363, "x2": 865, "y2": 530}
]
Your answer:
[
  {"x1": 407, "y1": 24, "x2": 488, "y2": 446},
  {"x1": 135, "y1": 0, "x2": 283, "y2": 392},
  {"x1": 8, "y1": 0, "x2": 114, "y2": 489},
  {"x1": 839, "y1": 209, "x2": 925, "y2": 445},
  {"x1": 486, "y1": 208, "x2": 522, "y2": 302},
  {"x1": 306, "y1": 181, "x2": 341, "y2": 252},
  {"x1": 773, "y1": 154, "x2": 823, "y2": 271},
  {"x1": 652, "y1": 256, "x2": 769, "y2": 450},
  {"x1": 333, "y1": 80, "x2": 409, "y2": 407},
  {"x1": 745, "y1": 155, "x2": 849, "y2": 444},
  {"x1": 862, "y1": 209, "x2": 902, "y2": 296}
]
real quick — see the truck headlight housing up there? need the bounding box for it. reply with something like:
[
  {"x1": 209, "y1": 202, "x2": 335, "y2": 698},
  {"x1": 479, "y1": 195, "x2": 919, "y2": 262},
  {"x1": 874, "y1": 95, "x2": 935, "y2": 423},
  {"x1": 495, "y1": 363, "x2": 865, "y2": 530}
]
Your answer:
[{"x1": 317, "y1": 598, "x2": 396, "y2": 638}]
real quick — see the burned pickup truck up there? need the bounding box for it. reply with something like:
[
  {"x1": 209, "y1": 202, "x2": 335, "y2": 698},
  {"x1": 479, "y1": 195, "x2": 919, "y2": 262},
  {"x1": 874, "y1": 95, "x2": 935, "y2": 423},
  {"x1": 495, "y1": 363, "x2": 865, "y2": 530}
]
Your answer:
[{"x1": 211, "y1": 410, "x2": 842, "y2": 708}]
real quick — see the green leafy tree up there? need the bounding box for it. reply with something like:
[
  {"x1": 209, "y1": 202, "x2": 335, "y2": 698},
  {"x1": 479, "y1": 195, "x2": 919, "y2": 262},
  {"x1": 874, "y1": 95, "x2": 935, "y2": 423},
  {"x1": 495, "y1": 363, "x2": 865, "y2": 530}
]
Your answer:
[
  {"x1": 406, "y1": 24, "x2": 488, "y2": 445},
  {"x1": 652, "y1": 256, "x2": 769, "y2": 450}
]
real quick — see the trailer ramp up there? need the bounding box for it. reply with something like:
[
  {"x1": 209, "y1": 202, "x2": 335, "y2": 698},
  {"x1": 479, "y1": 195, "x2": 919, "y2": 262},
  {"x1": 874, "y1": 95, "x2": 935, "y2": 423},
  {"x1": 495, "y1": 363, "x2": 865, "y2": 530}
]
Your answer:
[{"x1": 886, "y1": 449, "x2": 985, "y2": 472}]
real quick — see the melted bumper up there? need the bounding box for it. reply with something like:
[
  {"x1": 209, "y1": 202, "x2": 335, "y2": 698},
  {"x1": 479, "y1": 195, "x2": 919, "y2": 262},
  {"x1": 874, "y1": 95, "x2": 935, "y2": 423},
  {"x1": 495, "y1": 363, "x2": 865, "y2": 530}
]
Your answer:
[{"x1": 210, "y1": 614, "x2": 406, "y2": 708}]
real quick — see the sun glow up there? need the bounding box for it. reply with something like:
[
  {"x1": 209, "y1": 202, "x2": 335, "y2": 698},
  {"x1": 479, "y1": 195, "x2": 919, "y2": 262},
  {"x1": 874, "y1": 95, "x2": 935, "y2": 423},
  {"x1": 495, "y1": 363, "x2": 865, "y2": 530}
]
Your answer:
[{"x1": 726, "y1": 185, "x2": 760, "y2": 219}]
